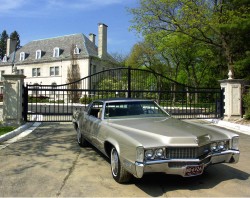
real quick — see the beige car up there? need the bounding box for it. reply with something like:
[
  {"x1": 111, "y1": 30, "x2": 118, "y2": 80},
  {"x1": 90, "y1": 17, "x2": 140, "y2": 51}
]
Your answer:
[{"x1": 72, "y1": 99, "x2": 240, "y2": 183}]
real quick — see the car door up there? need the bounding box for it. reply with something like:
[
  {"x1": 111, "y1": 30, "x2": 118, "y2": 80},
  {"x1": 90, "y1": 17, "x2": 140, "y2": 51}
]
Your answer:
[{"x1": 84, "y1": 101, "x2": 103, "y2": 145}]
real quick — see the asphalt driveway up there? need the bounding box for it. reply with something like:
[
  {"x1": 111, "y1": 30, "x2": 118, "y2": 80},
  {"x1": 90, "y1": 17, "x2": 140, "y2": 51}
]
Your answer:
[{"x1": 0, "y1": 122, "x2": 250, "y2": 197}]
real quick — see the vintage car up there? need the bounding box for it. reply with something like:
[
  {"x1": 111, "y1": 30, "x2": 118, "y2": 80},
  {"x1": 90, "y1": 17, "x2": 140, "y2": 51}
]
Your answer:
[{"x1": 72, "y1": 98, "x2": 240, "y2": 183}]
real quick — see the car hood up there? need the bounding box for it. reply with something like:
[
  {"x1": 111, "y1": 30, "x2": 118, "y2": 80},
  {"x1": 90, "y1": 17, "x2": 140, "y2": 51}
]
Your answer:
[{"x1": 106, "y1": 117, "x2": 234, "y2": 147}]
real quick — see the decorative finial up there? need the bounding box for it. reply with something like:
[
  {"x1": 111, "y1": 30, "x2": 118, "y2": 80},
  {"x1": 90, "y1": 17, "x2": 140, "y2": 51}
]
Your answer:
[{"x1": 228, "y1": 70, "x2": 233, "y2": 80}]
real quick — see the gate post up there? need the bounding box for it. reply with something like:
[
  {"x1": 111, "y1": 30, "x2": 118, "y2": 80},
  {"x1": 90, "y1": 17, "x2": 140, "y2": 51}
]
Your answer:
[
  {"x1": 2, "y1": 74, "x2": 26, "y2": 126},
  {"x1": 219, "y1": 79, "x2": 245, "y2": 121}
]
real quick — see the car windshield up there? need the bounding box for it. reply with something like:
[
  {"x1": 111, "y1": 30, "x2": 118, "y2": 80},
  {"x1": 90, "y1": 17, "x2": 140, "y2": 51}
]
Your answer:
[{"x1": 104, "y1": 101, "x2": 169, "y2": 119}]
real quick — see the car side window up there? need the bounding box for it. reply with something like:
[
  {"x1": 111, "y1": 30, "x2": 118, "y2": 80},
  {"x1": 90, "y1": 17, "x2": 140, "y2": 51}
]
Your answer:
[{"x1": 88, "y1": 102, "x2": 103, "y2": 119}]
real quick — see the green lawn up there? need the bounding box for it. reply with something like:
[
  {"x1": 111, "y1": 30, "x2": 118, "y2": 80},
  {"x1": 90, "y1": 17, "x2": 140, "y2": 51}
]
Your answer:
[{"x1": 0, "y1": 126, "x2": 17, "y2": 136}]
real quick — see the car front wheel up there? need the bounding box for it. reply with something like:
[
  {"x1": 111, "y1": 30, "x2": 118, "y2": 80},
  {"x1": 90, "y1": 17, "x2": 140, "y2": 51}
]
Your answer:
[{"x1": 110, "y1": 147, "x2": 131, "y2": 183}]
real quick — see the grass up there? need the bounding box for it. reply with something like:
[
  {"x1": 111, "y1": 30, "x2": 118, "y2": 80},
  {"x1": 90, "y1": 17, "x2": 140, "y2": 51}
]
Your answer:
[{"x1": 0, "y1": 126, "x2": 17, "y2": 136}]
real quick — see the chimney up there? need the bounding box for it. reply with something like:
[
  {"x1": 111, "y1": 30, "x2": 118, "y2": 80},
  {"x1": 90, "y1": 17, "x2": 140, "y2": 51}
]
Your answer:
[
  {"x1": 6, "y1": 38, "x2": 17, "y2": 56},
  {"x1": 98, "y1": 23, "x2": 108, "y2": 58},
  {"x1": 89, "y1": 33, "x2": 96, "y2": 45}
]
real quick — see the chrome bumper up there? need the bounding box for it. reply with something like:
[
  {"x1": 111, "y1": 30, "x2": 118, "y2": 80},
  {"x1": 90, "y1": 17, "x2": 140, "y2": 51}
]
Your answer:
[{"x1": 134, "y1": 150, "x2": 240, "y2": 178}]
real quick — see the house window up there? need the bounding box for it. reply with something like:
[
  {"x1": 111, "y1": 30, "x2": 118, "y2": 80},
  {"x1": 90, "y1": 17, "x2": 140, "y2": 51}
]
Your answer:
[
  {"x1": 20, "y1": 52, "x2": 26, "y2": 61},
  {"x1": 74, "y1": 45, "x2": 80, "y2": 54},
  {"x1": 53, "y1": 47, "x2": 60, "y2": 57},
  {"x1": 50, "y1": 66, "x2": 59, "y2": 76},
  {"x1": 2, "y1": 55, "x2": 7, "y2": 62},
  {"x1": 32, "y1": 68, "x2": 41, "y2": 77},
  {"x1": 36, "y1": 50, "x2": 42, "y2": 59},
  {"x1": 0, "y1": 71, "x2": 5, "y2": 81},
  {"x1": 17, "y1": 69, "x2": 24, "y2": 75}
]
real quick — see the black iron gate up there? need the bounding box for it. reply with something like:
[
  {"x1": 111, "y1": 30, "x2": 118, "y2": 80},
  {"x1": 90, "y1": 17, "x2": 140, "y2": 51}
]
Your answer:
[{"x1": 23, "y1": 67, "x2": 224, "y2": 122}]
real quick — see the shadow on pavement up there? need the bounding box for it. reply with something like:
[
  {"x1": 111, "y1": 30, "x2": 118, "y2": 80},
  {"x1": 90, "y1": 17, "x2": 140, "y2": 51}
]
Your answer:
[{"x1": 133, "y1": 164, "x2": 249, "y2": 197}]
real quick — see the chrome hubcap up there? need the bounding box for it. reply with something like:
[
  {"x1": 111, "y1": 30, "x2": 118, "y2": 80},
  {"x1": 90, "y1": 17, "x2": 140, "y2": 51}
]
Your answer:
[{"x1": 111, "y1": 148, "x2": 119, "y2": 177}]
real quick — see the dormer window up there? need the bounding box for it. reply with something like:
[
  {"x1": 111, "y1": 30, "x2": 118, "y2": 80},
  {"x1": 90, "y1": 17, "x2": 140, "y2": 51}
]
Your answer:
[
  {"x1": 53, "y1": 47, "x2": 60, "y2": 58},
  {"x1": 20, "y1": 52, "x2": 26, "y2": 61},
  {"x1": 36, "y1": 50, "x2": 42, "y2": 59},
  {"x1": 74, "y1": 45, "x2": 80, "y2": 54},
  {"x1": 2, "y1": 54, "x2": 7, "y2": 62}
]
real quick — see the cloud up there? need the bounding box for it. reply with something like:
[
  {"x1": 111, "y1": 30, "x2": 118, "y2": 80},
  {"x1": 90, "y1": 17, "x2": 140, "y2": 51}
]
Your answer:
[
  {"x1": 47, "y1": 0, "x2": 124, "y2": 10},
  {"x1": 0, "y1": 0, "x2": 27, "y2": 13},
  {"x1": 0, "y1": 0, "x2": 126, "y2": 17}
]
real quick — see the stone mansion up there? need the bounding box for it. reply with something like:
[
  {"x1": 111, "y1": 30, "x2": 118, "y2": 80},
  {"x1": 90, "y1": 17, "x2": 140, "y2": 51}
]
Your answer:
[{"x1": 0, "y1": 23, "x2": 117, "y2": 94}]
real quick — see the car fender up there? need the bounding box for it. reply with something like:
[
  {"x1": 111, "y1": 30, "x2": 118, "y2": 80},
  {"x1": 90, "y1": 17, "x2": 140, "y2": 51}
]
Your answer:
[
  {"x1": 101, "y1": 124, "x2": 142, "y2": 162},
  {"x1": 103, "y1": 136, "x2": 138, "y2": 176},
  {"x1": 104, "y1": 137, "x2": 120, "y2": 156}
]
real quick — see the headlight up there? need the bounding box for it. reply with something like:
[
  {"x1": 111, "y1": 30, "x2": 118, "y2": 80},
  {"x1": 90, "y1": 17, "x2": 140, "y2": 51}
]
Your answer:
[
  {"x1": 155, "y1": 148, "x2": 164, "y2": 158},
  {"x1": 144, "y1": 148, "x2": 165, "y2": 160},
  {"x1": 145, "y1": 150, "x2": 154, "y2": 159},
  {"x1": 210, "y1": 143, "x2": 217, "y2": 151},
  {"x1": 218, "y1": 141, "x2": 225, "y2": 150},
  {"x1": 232, "y1": 136, "x2": 239, "y2": 150},
  {"x1": 210, "y1": 141, "x2": 229, "y2": 152}
]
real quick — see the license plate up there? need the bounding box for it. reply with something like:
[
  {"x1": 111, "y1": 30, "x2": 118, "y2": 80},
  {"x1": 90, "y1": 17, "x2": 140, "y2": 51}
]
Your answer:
[{"x1": 185, "y1": 164, "x2": 204, "y2": 177}]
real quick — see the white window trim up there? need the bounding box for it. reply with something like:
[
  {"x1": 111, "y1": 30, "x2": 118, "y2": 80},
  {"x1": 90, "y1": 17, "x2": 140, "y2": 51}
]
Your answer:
[
  {"x1": 2, "y1": 54, "x2": 7, "y2": 62},
  {"x1": 36, "y1": 50, "x2": 42, "y2": 59},
  {"x1": 50, "y1": 66, "x2": 59, "y2": 76},
  {"x1": 74, "y1": 45, "x2": 80, "y2": 54},
  {"x1": 20, "y1": 52, "x2": 25, "y2": 61},
  {"x1": 32, "y1": 68, "x2": 41, "y2": 77},
  {"x1": 53, "y1": 47, "x2": 60, "y2": 58}
]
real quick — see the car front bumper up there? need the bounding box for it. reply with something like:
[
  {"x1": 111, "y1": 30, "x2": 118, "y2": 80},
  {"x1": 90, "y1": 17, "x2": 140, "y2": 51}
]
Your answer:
[{"x1": 134, "y1": 150, "x2": 240, "y2": 178}]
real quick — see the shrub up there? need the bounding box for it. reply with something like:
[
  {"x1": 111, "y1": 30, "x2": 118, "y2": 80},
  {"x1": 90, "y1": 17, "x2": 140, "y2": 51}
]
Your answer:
[
  {"x1": 28, "y1": 95, "x2": 50, "y2": 103},
  {"x1": 49, "y1": 100, "x2": 64, "y2": 103},
  {"x1": 243, "y1": 92, "x2": 250, "y2": 119},
  {"x1": 79, "y1": 95, "x2": 93, "y2": 104}
]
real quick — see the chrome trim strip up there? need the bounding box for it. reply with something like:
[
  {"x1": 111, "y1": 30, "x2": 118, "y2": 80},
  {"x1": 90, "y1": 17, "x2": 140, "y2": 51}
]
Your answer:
[{"x1": 144, "y1": 150, "x2": 239, "y2": 165}]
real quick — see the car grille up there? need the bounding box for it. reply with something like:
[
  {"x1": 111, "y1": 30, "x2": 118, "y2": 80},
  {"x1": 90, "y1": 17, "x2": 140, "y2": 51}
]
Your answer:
[
  {"x1": 166, "y1": 145, "x2": 210, "y2": 159},
  {"x1": 168, "y1": 157, "x2": 211, "y2": 168}
]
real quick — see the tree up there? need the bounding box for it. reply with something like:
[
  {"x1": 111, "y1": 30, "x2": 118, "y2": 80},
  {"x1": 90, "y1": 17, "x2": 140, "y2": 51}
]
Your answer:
[
  {"x1": 10, "y1": 31, "x2": 21, "y2": 50},
  {"x1": 126, "y1": 41, "x2": 168, "y2": 74},
  {"x1": 67, "y1": 44, "x2": 81, "y2": 102},
  {"x1": 129, "y1": 0, "x2": 250, "y2": 79},
  {"x1": 0, "y1": 30, "x2": 8, "y2": 59},
  {"x1": 110, "y1": 52, "x2": 128, "y2": 67},
  {"x1": 0, "y1": 30, "x2": 21, "y2": 59}
]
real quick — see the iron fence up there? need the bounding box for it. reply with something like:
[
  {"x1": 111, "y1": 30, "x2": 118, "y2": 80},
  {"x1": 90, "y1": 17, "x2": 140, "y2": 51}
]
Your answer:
[{"x1": 23, "y1": 67, "x2": 224, "y2": 122}]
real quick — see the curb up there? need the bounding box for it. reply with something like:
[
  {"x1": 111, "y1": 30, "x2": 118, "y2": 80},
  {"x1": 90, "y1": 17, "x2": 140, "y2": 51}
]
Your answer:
[
  {"x1": 0, "y1": 122, "x2": 34, "y2": 143},
  {"x1": 205, "y1": 119, "x2": 250, "y2": 136}
]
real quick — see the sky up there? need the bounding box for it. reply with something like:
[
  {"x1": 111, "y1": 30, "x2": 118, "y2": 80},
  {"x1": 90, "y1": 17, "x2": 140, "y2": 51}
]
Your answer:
[{"x1": 0, "y1": 0, "x2": 141, "y2": 56}]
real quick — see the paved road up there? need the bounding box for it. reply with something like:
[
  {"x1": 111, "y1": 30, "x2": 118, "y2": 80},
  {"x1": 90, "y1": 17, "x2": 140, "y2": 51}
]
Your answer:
[{"x1": 0, "y1": 122, "x2": 250, "y2": 197}]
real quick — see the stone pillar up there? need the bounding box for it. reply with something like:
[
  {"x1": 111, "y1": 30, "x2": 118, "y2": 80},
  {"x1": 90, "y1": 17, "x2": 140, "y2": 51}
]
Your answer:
[
  {"x1": 3, "y1": 74, "x2": 26, "y2": 126},
  {"x1": 219, "y1": 79, "x2": 245, "y2": 121}
]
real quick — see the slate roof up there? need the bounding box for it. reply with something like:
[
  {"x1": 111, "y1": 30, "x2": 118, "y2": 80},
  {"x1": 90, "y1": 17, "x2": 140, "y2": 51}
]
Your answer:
[{"x1": 0, "y1": 33, "x2": 114, "y2": 65}]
